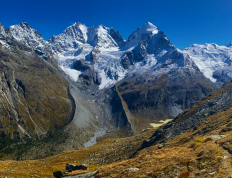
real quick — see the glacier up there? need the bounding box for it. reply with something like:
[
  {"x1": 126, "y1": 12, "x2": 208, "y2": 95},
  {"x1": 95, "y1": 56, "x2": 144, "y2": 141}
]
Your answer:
[{"x1": 2, "y1": 21, "x2": 232, "y2": 89}]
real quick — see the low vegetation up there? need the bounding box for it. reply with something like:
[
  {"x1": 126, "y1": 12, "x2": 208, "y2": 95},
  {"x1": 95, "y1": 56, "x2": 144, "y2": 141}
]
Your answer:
[{"x1": 1, "y1": 81, "x2": 232, "y2": 177}]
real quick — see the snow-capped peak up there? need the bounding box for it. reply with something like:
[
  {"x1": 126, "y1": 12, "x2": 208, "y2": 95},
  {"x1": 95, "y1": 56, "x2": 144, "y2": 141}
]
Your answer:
[
  {"x1": 62, "y1": 22, "x2": 88, "y2": 42},
  {"x1": 9, "y1": 22, "x2": 47, "y2": 49},
  {"x1": 48, "y1": 22, "x2": 88, "y2": 52},
  {"x1": 141, "y1": 21, "x2": 159, "y2": 33},
  {"x1": 125, "y1": 22, "x2": 171, "y2": 49},
  {"x1": 48, "y1": 23, "x2": 123, "y2": 52},
  {"x1": 86, "y1": 24, "x2": 119, "y2": 48}
]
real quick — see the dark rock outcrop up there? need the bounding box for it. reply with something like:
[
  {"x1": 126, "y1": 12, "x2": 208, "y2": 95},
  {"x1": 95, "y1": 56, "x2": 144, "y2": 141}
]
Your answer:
[
  {"x1": 72, "y1": 59, "x2": 90, "y2": 71},
  {"x1": 90, "y1": 46, "x2": 101, "y2": 62},
  {"x1": 121, "y1": 52, "x2": 134, "y2": 69},
  {"x1": 79, "y1": 69, "x2": 101, "y2": 86},
  {"x1": 66, "y1": 164, "x2": 88, "y2": 172},
  {"x1": 109, "y1": 28, "x2": 125, "y2": 48}
]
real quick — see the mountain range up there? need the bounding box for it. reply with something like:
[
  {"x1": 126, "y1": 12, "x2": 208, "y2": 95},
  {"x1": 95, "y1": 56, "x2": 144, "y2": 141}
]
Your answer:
[
  {"x1": 1, "y1": 20, "x2": 232, "y2": 177},
  {"x1": 0, "y1": 21, "x2": 232, "y2": 151}
]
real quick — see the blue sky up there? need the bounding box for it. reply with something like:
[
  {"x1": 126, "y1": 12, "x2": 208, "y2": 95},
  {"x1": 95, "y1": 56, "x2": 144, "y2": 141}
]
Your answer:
[{"x1": 1, "y1": 0, "x2": 232, "y2": 49}]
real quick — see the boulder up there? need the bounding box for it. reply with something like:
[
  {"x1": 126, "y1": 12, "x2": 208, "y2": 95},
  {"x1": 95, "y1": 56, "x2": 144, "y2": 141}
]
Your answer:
[
  {"x1": 65, "y1": 164, "x2": 88, "y2": 172},
  {"x1": 128, "y1": 168, "x2": 139, "y2": 173},
  {"x1": 53, "y1": 171, "x2": 64, "y2": 178}
]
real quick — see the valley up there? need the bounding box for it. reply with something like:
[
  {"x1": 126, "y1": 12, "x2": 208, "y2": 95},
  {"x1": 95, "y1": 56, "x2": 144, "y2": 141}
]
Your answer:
[{"x1": 0, "y1": 20, "x2": 232, "y2": 177}]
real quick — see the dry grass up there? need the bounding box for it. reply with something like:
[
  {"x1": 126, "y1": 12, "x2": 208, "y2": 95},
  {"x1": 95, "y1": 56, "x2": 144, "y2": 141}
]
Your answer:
[
  {"x1": 0, "y1": 127, "x2": 156, "y2": 177},
  {"x1": 94, "y1": 140, "x2": 231, "y2": 177},
  {"x1": 0, "y1": 117, "x2": 232, "y2": 178}
]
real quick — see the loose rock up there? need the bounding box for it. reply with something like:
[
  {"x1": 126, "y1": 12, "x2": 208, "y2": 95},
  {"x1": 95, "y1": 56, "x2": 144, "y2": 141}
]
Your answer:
[{"x1": 128, "y1": 168, "x2": 139, "y2": 173}]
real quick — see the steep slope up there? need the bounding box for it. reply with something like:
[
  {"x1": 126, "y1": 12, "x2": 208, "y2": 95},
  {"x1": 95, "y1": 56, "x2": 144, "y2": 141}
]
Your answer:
[
  {"x1": 0, "y1": 23, "x2": 11, "y2": 49},
  {"x1": 183, "y1": 43, "x2": 232, "y2": 86},
  {"x1": 0, "y1": 24, "x2": 72, "y2": 138},
  {"x1": 116, "y1": 63, "x2": 214, "y2": 131},
  {"x1": 9, "y1": 22, "x2": 46, "y2": 49}
]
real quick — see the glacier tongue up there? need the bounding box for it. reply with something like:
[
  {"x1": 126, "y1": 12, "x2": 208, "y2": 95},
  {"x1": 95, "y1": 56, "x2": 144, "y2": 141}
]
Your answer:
[{"x1": 94, "y1": 47, "x2": 126, "y2": 89}]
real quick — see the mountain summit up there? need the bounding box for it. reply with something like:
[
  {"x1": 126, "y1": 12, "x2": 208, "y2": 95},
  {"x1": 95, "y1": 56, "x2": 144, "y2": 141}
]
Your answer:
[
  {"x1": 9, "y1": 22, "x2": 47, "y2": 49},
  {"x1": 48, "y1": 22, "x2": 125, "y2": 53},
  {"x1": 125, "y1": 22, "x2": 172, "y2": 50}
]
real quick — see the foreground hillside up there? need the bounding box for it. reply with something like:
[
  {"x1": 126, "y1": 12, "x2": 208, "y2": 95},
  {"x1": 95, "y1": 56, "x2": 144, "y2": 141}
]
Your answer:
[
  {"x1": 0, "y1": 128, "x2": 156, "y2": 177},
  {"x1": 1, "y1": 81, "x2": 232, "y2": 177}
]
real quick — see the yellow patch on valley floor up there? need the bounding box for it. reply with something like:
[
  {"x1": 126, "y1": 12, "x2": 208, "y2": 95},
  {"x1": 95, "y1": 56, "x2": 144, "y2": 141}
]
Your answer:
[{"x1": 150, "y1": 119, "x2": 173, "y2": 128}]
